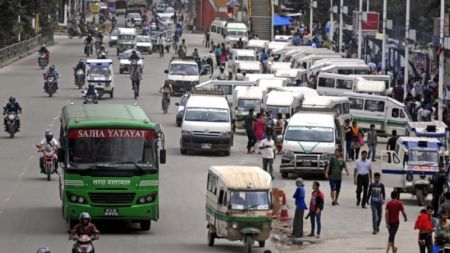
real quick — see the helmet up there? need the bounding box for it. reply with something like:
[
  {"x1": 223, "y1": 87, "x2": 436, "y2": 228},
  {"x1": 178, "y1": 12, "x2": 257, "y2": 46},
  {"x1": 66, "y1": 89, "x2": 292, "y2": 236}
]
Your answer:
[
  {"x1": 36, "y1": 247, "x2": 50, "y2": 253},
  {"x1": 132, "y1": 50, "x2": 136, "y2": 54},
  {"x1": 9, "y1": 96, "x2": 15, "y2": 103},
  {"x1": 79, "y1": 59, "x2": 83, "y2": 63},
  {"x1": 88, "y1": 83, "x2": 95, "y2": 88},
  {"x1": 49, "y1": 65, "x2": 55, "y2": 71},
  {"x1": 45, "y1": 130, "x2": 53, "y2": 142},
  {"x1": 79, "y1": 212, "x2": 91, "y2": 224}
]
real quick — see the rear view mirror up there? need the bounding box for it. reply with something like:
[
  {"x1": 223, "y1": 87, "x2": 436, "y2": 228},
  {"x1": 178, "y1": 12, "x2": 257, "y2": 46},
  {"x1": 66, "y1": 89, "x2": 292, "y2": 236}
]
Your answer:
[
  {"x1": 160, "y1": 149, "x2": 166, "y2": 164},
  {"x1": 164, "y1": 70, "x2": 168, "y2": 74}
]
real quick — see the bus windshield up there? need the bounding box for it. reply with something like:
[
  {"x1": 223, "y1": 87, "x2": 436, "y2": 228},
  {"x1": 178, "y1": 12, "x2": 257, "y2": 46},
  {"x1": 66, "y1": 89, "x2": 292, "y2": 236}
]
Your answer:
[
  {"x1": 230, "y1": 191, "x2": 269, "y2": 210},
  {"x1": 285, "y1": 126, "x2": 334, "y2": 142},
  {"x1": 68, "y1": 129, "x2": 155, "y2": 166}
]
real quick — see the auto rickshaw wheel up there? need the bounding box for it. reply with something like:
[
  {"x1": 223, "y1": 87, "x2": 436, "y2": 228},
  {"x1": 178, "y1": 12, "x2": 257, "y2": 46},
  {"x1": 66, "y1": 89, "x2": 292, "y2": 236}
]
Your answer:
[
  {"x1": 416, "y1": 188, "x2": 425, "y2": 206},
  {"x1": 258, "y1": 241, "x2": 265, "y2": 248},
  {"x1": 243, "y1": 235, "x2": 253, "y2": 253},
  {"x1": 207, "y1": 229, "x2": 216, "y2": 247}
]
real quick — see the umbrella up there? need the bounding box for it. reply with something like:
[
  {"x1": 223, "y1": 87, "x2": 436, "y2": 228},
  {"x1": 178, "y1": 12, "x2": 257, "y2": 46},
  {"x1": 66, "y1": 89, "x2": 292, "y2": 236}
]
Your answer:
[
  {"x1": 274, "y1": 14, "x2": 292, "y2": 26},
  {"x1": 226, "y1": 0, "x2": 240, "y2": 7}
]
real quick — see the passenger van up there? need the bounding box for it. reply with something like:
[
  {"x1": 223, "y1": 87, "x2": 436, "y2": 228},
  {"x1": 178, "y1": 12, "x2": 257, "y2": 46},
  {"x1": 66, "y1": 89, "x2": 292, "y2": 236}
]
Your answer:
[
  {"x1": 263, "y1": 90, "x2": 303, "y2": 118},
  {"x1": 246, "y1": 39, "x2": 269, "y2": 53},
  {"x1": 244, "y1": 74, "x2": 275, "y2": 83},
  {"x1": 275, "y1": 68, "x2": 308, "y2": 86},
  {"x1": 234, "y1": 61, "x2": 262, "y2": 76},
  {"x1": 85, "y1": 59, "x2": 114, "y2": 98},
  {"x1": 268, "y1": 62, "x2": 292, "y2": 73},
  {"x1": 280, "y1": 112, "x2": 338, "y2": 178},
  {"x1": 227, "y1": 49, "x2": 257, "y2": 77},
  {"x1": 293, "y1": 54, "x2": 343, "y2": 70},
  {"x1": 309, "y1": 59, "x2": 366, "y2": 78},
  {"x1": 117, "y1": 27, "x2": 137, "y2": 55},
  {"x1": 257, "y1": 78, "x2": 288, "y2": 92},
  {"x1": 316, "y1": 73, "x2": 386, "y2": 96},
  {"x1": 319, "y1": 63, "x2": 370, "y2": 75},
  {"x1": 232, "y1": 86, "x2": 265, "y2": 129},
  {"x1": 345, "y1": 92, "x2": 411, "y2": 136},
  {"x1": 356, "y1": 74, "x2": 392, "y2": 91},
  {"x1": 274, "y1": 86, "x2": 319, "y2": 97},
  {"x1": 302, "y1": 95, "x2": 351, "y2": 127},
  {"x1": 195, "y1": 80, "x2": 255, "y2": 105},
  {"x1": 209, "y1": 19, "x2": 248, "y2": 48},
  {"x1": 180, "y1": 91, "x2": 233, "y2": 155}
]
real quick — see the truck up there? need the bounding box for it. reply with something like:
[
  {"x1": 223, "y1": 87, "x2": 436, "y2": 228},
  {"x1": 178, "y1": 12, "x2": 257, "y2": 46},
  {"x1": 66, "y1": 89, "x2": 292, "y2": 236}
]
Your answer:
[{"x1": 59, "y1": 104, "x2": 166, "y2": 230}]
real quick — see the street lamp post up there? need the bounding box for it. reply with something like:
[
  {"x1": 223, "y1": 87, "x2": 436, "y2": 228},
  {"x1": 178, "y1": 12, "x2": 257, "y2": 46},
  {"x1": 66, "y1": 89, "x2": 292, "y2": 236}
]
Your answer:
[
  {"x1": 310, "y1": 0, "x2": 314, "y2": 35},
  {"x1": 330, "y1": 0, "x2": 334, "y2": 42},
  {"x1": 339, "y1": 0, "x2": 343, "y2": 53},
  {"x1": 381, "y1": 0, "x2": 387, "y2": 73},
  {"x1": 438, "y1": 0, "x2": 445, "y2": 122},
  {"x1": 403, "y1": 0, "x2": 410, "y2": 100},
  {"x1": 357, "y1": 0, "x2": 363, "y2": 59}
]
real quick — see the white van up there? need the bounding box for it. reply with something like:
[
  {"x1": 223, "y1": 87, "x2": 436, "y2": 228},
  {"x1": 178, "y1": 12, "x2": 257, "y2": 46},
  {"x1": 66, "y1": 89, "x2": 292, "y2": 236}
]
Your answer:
[
  {"x1": 180, "y1": 91, "x2": 233, "y2": 155},
  {"x1": 275, "y1": 68, "x2": 308, "y2": 86},
  {"x1": 246, "y1": 39, "x2": 269, "y2": 52},
  {"x1": 195, "y1": 80, "x2": 255, "y2": 105},
  {"x1": 319, "y1": 63, "x2": 370, "y2": 75},
  {"x1": 232, "y1": 86, "x2": 265, "y2": 129},
  {"x1": 316, "y1": 73, "x2": 386, "y2": 96},
  {"x1": 257, "y1": 78, "x2": 288, "y2": 91},
  {"x1": 309, "y1": 59, "x2": 366, "y2": 78},
  {"x1": 165, "y1": 58, "x2": 201, "y2": 95},
  {"x1": 85, "y1": 59, "x2": 114, "y2": 98},
  {"x1": 268, "y1": 61, "x2": 292, "y2": 73},
  {"x1": 280, "y1": 112, "x2": 337, "y2": 177},
  {"x1": 244, "y1": 74, "x2": 275, "y2": 83},
  {"x1": 345, "y1": 92, "x2": 411, "y2": 136},
  {"x1": 274, "y1": 86, "x2": 319, "y2": 97},
  {"x1": 293, "y1": 54, "x2": 343, "y2": 70},
  {"x1": 209, "y1": 19, "x2": 248, "y2": 48},
  {"x1": 227, "y1": 49, "x2": 257, "y2": 76},
  {"x1": 267, "y1": 42, "x2": 289, "y2": 59},
  {"x1": 263, "y1": 90, "x2": 303, "y2": 117},
  {"x1": 234, "y1": 61, "x2": 262, "y2": 76}
]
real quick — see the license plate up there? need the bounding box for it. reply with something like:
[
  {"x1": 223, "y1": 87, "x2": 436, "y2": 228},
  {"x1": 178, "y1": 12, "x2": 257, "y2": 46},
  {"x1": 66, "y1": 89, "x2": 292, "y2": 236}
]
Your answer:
[
  {"x1": 303, "y1": 161, "x2": 311, "y2": 167},
  {"x1": 201, "y1": 143, "x2": 211, "y2": 149},
  {"x1": 104, "y1": 208, "x2": 119, "y2": 216}
]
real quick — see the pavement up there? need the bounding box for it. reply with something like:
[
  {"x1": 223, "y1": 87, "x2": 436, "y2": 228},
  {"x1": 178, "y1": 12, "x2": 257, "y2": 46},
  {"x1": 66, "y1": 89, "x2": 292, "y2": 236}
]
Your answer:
[{"x1": 0, "y1": 31, "x2": 425, "y2": 253}]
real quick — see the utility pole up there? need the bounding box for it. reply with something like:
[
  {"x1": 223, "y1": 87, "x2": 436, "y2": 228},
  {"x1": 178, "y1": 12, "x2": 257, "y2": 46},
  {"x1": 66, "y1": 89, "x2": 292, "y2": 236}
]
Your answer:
[
  {"x1": 381, "y1": 0, "x2": 387, "y2": 73},
  {"x1": 439, "y1": 0, "x2": 445, "y2": 122},
  {"x1": 357, "y1": 0, "x2": 363, "y2": 59},
  {"x1": 310, "y1": 0, "x2": 314, "y2": 35},
  {"x1": 403, "y1": 0, "x2": 410, "y2": 100},
  {"x1": 330, "y1": 0, "x2": 334, "y2": 42},
  {"x1": 366, "y1": 0, "x2": 369, "y2": 11},
  {"x1": 339, "y1": 0, "x2": 343, "y2": 53}
]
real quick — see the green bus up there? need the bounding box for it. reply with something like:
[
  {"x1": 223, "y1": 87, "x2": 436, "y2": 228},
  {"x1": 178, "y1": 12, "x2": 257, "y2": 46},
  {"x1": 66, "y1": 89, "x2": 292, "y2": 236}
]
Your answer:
[{"x1": 58, "y1": 104, "x2": 166, "y2": 231}]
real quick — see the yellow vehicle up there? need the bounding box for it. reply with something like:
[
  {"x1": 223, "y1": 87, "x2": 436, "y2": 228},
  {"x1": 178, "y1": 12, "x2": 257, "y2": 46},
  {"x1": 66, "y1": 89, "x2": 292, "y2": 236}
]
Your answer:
[{"x1": 206, "y1": 166, "x2": 273, "y2": 253}]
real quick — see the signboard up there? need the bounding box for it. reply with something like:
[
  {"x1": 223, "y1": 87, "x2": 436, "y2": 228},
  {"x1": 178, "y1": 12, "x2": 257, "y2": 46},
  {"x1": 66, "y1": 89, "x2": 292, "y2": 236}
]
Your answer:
[
  {"x1": 90, "y1": 3, "x2": 100, "y2": 14},
  {"x1": 69, "y1": 129, "x2": 155, "y2": 139},
  {"x1": 433, "y1": 14, "x2": 450, "y2": 37},
  {"x1": 352, "y1": 11, "x2": 380, "y2": 35}
]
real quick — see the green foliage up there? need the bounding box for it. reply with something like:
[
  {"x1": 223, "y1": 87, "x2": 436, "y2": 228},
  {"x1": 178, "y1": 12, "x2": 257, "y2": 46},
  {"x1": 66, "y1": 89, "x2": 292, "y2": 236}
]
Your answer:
[{"x1": 0, "y1": 0, "x2": 58, "y2": 47}]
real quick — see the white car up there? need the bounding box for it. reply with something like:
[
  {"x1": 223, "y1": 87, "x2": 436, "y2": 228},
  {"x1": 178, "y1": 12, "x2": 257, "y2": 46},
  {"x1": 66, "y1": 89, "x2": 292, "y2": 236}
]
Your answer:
[
  {"x1": 135, "y1": 35, "x2": 153, "y2": 54},
  {"x1": 126, "y1": 13, "x2": 142, "y2": 28},
  {"x1": 119, "y1": 50, "x2": 144, "y2": 74}
]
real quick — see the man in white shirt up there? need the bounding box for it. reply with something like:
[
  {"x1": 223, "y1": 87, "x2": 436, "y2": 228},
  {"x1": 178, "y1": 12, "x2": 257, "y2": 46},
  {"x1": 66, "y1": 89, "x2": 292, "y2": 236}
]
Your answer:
[
  {"x1": 354, "y1": 150, "x2": 372, "y2": 208},
  {"x1": 259, "y1": 130, "x2": 275, "y2": 179},
  {"x1": 38, "y1": 130, "x2": 60, "y2": 173}
]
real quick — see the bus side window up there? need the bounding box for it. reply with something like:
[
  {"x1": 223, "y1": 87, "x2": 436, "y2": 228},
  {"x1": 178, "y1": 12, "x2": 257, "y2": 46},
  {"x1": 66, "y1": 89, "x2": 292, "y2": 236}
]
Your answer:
[
  {"x1": 391, "y1": 108, "x2": 400, "y2": 118},
  {"x1": 218, "y1": 189, "x2": 224, "y2": 205},
  {"x1": 211, "y1": 26, "x2": 216, "y2": 33},
  {"x1": 318, "y1": 77, "x2": 334, "y2": 88}
]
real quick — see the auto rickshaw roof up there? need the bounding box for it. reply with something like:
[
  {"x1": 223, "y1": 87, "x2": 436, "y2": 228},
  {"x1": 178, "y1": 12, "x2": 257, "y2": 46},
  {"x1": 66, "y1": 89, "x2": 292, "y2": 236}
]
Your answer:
[{"x1": 208, "y1": 166, "x2": 272, "y2": 190}]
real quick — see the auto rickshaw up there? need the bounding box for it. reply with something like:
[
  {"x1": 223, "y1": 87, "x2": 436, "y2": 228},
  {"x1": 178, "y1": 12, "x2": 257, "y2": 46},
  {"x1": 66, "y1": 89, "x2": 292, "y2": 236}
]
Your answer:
[{"x1": 206, "y1": 166, "x2": 273, "y2": 253}]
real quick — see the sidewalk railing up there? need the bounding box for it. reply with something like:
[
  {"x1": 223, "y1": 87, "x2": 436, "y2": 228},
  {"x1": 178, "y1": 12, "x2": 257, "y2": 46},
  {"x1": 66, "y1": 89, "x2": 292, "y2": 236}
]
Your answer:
[{"x1": 0, "y1": 35, "x2": 42, "y2": 65}]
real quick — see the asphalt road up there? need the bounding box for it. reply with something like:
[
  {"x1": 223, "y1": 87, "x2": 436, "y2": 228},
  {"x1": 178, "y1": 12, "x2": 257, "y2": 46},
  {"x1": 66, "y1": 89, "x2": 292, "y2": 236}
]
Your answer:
[{"x1": 0, "y1": 32, "x2": 424, "y2": 253}]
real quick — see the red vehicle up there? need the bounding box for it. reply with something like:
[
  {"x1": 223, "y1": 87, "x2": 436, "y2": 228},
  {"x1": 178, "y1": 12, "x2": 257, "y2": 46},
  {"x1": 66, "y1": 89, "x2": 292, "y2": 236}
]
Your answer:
[{"x1": 36, "y1": 144, "x2": 57, "y2": 181}]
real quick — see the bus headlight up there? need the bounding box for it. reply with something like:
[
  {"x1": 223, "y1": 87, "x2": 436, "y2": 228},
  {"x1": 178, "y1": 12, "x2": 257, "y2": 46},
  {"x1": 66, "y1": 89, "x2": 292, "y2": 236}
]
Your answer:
[
  {"x1": 67, "y1": 193, "x2": 86, "y2": 204},
  {"x1": 138, "y1": 193, "x2": 157, "y2": 204}
]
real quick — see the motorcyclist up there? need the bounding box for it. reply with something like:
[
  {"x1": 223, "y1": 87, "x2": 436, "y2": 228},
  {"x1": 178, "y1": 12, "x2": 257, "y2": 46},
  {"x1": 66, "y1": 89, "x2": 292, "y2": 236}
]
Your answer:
[
  {"x1": 74, "y1": 59, "x2": 85, "y2": 78},
  {"x1": 160, "y1": 80, "x2": 173, "y2": 109},
  {"x1": 69, "y1": 212, "x2": 100, "y2": 243},
  {"x1": 38, "y1": 45, "x2": 49, "y2": 63},
  {"x1": 217, "y1": 66, "x2": 226, "y2": 80},
  {"x1": 130, "y1": 62, "x2": 142, "y2": 92},
  {"x1": 97, "y1": 44, "x2": 107, "y2": 59},
  {"x1": 44, "y1": 65, "x2": 59, "y2": 90},
  {"x1": 3, "y1": 96, "x2": 22, "y2": 130},
  {"x1": 129, "y1": 50, "x2": 140, "y2": 61},
  {"x1": 84, "y1": 84, "x2": 99, "y2": 101},
  {"x1": 84, "y1": 34, "x2": 93, "y2": 45},
  {"x1": 97, "y1": 32, "x2": 103, "y2": 44},
  {"x1": 37, "y1": 130, "x2": 59, "y2": 173},
  {"x1": 36, "y1": 247, "x2": 50, "y2": 253}
]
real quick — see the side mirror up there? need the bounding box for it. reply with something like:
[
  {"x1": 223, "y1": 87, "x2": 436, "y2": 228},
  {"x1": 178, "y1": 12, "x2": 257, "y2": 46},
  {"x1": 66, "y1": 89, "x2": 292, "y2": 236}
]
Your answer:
[
  {"x1": 159, "y1": 149, "x2": 166, "y2": 164},
  {"x1": 58, "y1": 149, "x2": 65, "y2": 163},
  {"x1": 175, "y1": 103, "x2": 180, "y2": 106},
  {"x1": 164, "y1": 70, "x2": 168, "y2": 74}
]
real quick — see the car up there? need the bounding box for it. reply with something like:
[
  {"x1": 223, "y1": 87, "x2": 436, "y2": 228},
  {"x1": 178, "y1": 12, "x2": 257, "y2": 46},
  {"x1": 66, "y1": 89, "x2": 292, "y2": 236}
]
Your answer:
[
  {"x1": 157, "y1": 6, "x2": 175, "y2": 20},
  {"x1": 118, "y1": 49, "x2": 144, "y2": 74},
  {"x1": 109, "y1": 29, "x2": 118, "y2": 47},
  {"x1": 126, "y1": 12, "x2": 142, "y2": 28},
  {"x1": 158, "y1": 16, "x2": 174, "y2": 27},
  {"x1": 175, "y1": 93, "x2": 189, "y2": 127},
  {"x1": 135, "y1": 35, "x2": 153, "y2": 54}
]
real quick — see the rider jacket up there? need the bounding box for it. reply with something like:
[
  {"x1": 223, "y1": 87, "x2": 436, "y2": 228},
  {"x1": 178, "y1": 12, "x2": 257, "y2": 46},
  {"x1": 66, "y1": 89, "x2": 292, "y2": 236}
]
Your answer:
[
  {"x1": 46, "y1": 69, "x2": 59, "y2": 78},
  {"x1": 39, "y1": 47, "x2": 49, "y2": 54},
  {"x1": 3, "y1": 102, "x2": 22, "y2": 114},
  {"x1": 40, "y1": 138, "x2": 59, "y2": 149},
  {"x1": 85, "y1": 87, "x2": 98, "y2": 97},
  {"x1": 75, "y1": 62, "x2": 85, "y2": 72},
  {"x1": 129, "y1": 53, "x2": 140, "y2": 61},
  {"x1": 70, "y1": 223, "x2": 100, "y2": 239},
  {"x1": 84, "y1": 37, "x2": 93, "y2": 44}
]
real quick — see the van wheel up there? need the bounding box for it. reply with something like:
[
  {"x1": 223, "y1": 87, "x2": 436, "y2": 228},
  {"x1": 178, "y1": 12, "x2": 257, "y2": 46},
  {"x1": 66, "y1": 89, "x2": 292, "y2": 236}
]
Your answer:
[
  {"x1": 224, "y1": 150, "x2": 230, "y2": 156},
  {"x1": 416, "y1": 188, "x2": 425, "y2": 206},
  {"x1": 281, "y1": 172, "x2": 288, "y2": 179},
  {"x1": 207, "y1": 229, "x2": 216, "y2": 247},
  {"x1": 140, "y1": 220, "x2": 151, "y2": 231},
  {"x1": 258, "y1": 241, "x2": 265, "y2": 248},
  {"x1": 180, "y1": 148, "x2": 187, "y2": 155}
]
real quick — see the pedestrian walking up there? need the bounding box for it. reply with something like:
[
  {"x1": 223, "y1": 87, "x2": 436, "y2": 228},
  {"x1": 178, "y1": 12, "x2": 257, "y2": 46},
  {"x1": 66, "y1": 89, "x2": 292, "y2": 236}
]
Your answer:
[
  {"x1": 414, "y1": 206, "x2": 433, "y2": 253},
  {"x1": 241, "y1": 108, "x2": 256, "y2": 153},
  {"x1": 350, "y1": 121, "x2": 364, "y2": 160},
  {"x1": 343, "y1": 119, "x2": 353, "y2": 161},
  {"x1": 386, "y1": 130, "x2": 398, "y2": 151},
  {"x1": 292, "y1": 178, "x2": 307, "y2": 238},
  {"x1": 354, "y1": 150, "x2": 372, "y2": 208},
  {"x1": 324, "y1": 148, "x2": 349, "y2": 206},
  {"x1": 367, "y1": 124, "x2": 378, "y2": 162},
  {"x1": 204, "y1": 30, "x2": 210, "y2": 48},
  {"x1": 368, "y1": 172, "x2": 385, "y2": 234},
  {"x1": 435, "y1": 210, "x2": 450, "y2": 253},
  {"x1": 439, "y1": 192, "x2": 450, "y2": 217},
  {"x1": 307, "y1": 181, "x2": 324, "y2": 239},
  {"x1": 433, "y1": 168, "x2": 448, "y2": 216},
  {"x1": 385, "y1": 191, "x2": 408, "y2": 253},
  {"x1": 259, "y1": 130, "x2": 275, "y2": 179},
  {"x1": 254, "y1": 113, "x2": 266, "y2": 152},
  {"x1": 273, "y1": 113, "x2": 284, "y2": 154}
]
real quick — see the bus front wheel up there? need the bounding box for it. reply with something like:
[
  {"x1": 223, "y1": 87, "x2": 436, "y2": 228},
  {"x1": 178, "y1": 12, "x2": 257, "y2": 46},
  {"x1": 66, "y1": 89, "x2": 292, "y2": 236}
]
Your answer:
[{"x1": 140, "y1": 220, "x2": 151, "y2": 231}]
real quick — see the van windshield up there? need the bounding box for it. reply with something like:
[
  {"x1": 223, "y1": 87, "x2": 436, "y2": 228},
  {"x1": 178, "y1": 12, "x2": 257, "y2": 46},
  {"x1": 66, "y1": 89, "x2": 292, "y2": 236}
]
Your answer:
[
  {"x1": 169, "y1": 64, "x2": 199, "y2": 76},
  {"x1": 88, "y1": 67, "x2": 111, "y2": 78},
  {"x1": 407, "y1": 151, "x2": 439, "y2": 165},
  {"x1": 237, "y1": 99, "x2": 261, "y2": 111},
  {"x1": 227, "y1": 30, "x2": 247, "y2": 38},
  {"x1": 266, "y1": 106, "x2": 290, "y2": 115},
  {"x1": 285, "y1": 126, "x2": 334, "y2": 142},
  {"x1": 185, "y1": 108, "x2": 229, "y2": 122},
  {"x1": 230, "y1": 191, "x2": 270, "y2": 210}
]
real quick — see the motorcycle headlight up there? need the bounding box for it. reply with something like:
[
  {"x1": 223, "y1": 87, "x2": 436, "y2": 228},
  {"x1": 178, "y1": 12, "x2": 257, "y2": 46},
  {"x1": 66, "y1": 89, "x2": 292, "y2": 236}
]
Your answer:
[
  {"x1": 8, "y1": 114, "x2": 15, "y2": 120},
  {"x1": 231, "y1": 222, "x2": 238, "y2": 229},
  {"x1": 181, "y1": 130, "x2": 192, "y2": 135}
]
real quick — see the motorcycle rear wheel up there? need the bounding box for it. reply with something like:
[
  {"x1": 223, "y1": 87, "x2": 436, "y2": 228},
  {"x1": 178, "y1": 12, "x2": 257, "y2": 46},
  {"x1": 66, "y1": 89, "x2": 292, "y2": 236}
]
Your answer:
[{"x1": 46, "y1": 166, "x2": 51, "y2": 181}]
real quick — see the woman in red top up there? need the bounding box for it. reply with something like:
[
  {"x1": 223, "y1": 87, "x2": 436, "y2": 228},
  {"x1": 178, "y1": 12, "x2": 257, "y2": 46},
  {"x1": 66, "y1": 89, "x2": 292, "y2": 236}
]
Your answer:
[
  {"x1": 385, "y1": 191, "x2": 407, "y2": 253},
  {"x1": 414, "y1": 206, "x2": 433, "y2": 253},
  {"x1": 254, "y1": 113, "x2": 266, "y2": 151}
]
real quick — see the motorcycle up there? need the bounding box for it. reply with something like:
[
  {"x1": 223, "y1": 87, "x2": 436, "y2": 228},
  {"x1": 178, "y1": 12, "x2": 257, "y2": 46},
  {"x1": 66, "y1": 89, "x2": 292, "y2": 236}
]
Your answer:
[
  {"x1": 74, "y1": 68, "x2": 85, "y2": 89},
  {"x1": 81, "y1": 89, "x2": 99, "y2": 104},
  {"x1": 97, "y1": 50, "x2": 107, "y2": 59},
  {"x1": 37, "y1": 144, "x2": 57, "y2": 181},
  {"x1": 4, "y1": 111, "x2": 19, "y2": 138},
  {"x1": 67, "y1": 27, "x2": 81, "y2": 39},
  {"x1": 94, "y1": 40, "x2": 101, "y2": 53},
  {"x1": 44, "y1": 74, "x2": 58, "y2": 97},
  {"x1": 72, "y1": 235, "x2": 95, "y2": 253},
  {"x1": 38, "y1": 53, "x2": 48, "y2": 70},
  {"x1": 84, "y1": 43, "x2": 93, "y2": 57}
]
